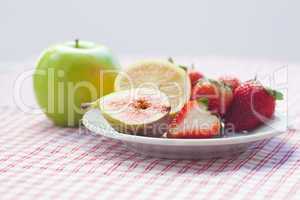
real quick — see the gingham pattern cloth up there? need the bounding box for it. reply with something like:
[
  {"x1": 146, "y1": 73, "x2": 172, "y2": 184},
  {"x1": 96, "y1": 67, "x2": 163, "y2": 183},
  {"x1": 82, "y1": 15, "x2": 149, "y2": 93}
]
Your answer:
[{"x1": 0, "y1": 106, "x2": 299, "y2": 200}]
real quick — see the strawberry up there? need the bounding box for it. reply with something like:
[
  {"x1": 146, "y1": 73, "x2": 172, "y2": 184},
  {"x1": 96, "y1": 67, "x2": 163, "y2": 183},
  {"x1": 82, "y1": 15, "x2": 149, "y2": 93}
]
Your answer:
[
  {"x1": 225, "y1": 80, "x2": 283, "y2": 132},
  {"x1": 189, "y1": 68, "x2": 205, "y2": 88},
  {"x1": 167, "y1": 58, "x2": 204, "y2": 88},
  {"x1": 191, "y1": 78, "x2": 233, "y2": 116},
  {"x1": 218, "y1": 75, "x2": 241, "y2": 91},
  {"x1": 167, "y1": 100, "x2": 220, "y2": 138}
]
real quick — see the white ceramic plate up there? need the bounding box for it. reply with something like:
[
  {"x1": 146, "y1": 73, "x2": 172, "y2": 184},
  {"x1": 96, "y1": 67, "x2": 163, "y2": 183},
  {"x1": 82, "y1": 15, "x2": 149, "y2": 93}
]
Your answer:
[{"x1": 82, "y1": 109, "x2": 287, "y2": 159}]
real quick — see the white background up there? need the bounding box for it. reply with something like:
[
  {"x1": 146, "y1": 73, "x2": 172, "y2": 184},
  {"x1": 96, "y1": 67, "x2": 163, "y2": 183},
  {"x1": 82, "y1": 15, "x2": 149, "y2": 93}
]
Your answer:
[
  {"x1": 0, "y1": 0, "x2": 299, "y2": 63},
  {"x1": 0, "y1": 0, "x2": 299, "y2": 126}
]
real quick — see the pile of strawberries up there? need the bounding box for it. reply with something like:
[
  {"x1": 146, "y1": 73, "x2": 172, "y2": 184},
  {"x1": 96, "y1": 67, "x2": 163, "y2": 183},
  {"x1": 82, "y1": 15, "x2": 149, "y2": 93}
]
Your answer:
[{"x1": 167, "y1": 64, "x2": 283, "y2": 139}]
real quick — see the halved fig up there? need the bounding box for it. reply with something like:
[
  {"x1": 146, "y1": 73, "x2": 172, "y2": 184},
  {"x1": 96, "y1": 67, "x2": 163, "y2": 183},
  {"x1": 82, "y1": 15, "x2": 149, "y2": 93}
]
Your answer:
[{"x1": 89, "y1": 88, "x2": 171, "y2": 137}]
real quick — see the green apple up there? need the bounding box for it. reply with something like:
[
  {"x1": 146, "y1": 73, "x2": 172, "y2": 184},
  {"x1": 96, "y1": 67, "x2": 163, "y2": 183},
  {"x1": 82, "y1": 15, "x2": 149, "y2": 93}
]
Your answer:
[{"x1": 33, "y1": 40, "x2": 120, "y2": 127}]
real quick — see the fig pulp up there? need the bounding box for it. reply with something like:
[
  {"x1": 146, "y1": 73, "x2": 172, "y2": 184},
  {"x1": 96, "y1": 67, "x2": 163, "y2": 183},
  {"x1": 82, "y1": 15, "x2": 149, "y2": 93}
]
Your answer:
[{"x1": 99, "y1": 88, "x2": 171, "y2": 137}]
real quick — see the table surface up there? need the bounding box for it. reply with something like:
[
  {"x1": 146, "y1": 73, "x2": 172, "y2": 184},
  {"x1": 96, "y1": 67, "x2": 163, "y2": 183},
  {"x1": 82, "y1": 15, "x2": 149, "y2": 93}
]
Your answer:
[{"x1": 0, "y1": 56, "x2": 299, "y2": 200}]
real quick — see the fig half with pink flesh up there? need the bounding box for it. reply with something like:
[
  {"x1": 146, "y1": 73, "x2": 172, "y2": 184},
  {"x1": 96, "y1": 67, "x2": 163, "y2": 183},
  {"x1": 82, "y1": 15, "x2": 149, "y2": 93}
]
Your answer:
[{"x1": 99, "y1": 88, "x2": 171, "y2": 137}]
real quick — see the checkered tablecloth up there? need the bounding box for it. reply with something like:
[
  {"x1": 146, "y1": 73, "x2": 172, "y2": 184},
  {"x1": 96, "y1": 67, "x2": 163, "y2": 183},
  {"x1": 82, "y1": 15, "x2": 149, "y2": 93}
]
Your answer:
[
  {"x1": 0, "y1": 107, "x2": 299, "y2": 200},
  {"x1": 0, "y1": 57, "x2": 299, "y2": 200}
]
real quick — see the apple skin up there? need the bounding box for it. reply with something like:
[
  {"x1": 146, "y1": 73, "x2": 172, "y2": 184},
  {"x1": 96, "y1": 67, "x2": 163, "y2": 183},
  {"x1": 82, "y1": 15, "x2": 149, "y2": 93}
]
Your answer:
[{"x1": 33, "y1": 40, "x2": 120, "y2": 127}]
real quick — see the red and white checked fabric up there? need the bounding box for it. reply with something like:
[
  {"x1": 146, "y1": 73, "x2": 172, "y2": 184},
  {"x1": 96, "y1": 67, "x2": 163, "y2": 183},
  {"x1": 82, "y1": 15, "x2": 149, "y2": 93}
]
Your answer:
[{"x1": 0, "y1": 106, "x2": 299, "y2": 200}]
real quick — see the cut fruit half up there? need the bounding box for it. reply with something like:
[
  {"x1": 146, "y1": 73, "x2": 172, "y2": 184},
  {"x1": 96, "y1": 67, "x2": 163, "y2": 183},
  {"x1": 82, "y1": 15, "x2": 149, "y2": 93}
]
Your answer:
[
  {"x1": 98, "y1": 88, "x2": 171, "y2": 137},
  {"x1": 167, "y1": 101, "x2": 221, "y2": 138},
  {"x1": 114, "y1": 60, "x2": 191, "y2": 115}
]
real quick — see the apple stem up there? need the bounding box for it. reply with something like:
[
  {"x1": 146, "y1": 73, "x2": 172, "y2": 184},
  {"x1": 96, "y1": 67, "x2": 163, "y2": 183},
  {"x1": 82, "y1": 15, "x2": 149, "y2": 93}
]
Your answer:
[{"x1": 75, "y1": 39, "x2": 79, "y2": 48}]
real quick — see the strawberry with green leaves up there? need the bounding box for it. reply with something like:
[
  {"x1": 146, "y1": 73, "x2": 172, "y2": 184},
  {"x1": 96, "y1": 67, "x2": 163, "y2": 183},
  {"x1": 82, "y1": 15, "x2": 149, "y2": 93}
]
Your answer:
[
  {"x1": 168, "y1": 58, "x2": 204, "y2": 89},
  {"x1": 191, "y1": 78, "x2": 233, "y2": 116},
  {"x1": 225, "y1": 80, "x2": 283, "y2": 132},
  {"x1": 219, "y1": 75, "x2": 241, "y2": 91},
  {"x1": 189, "y1": 65, "x2": 205, "y2": 88}
]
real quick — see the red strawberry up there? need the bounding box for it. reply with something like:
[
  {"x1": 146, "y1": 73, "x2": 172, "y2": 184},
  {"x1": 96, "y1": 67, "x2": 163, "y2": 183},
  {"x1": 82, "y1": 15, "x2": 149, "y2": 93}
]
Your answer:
[
  {"x1": 219, "y1": 76, "x2": 241, "y2": 91},
  {"x1": 167, "y1": 100, "x2": 220, "y2": 138},
  {"x1": 225, "y1": 80, "x2": 283, "y2": 132},
  {"x1": 189, "y1": 68, "x2": 204, "y2": 88},
  {"x1": 191, "y1": 79, "x2": 233, "y2": 116},
  {"x1": 167, "y1": 58, "x2": 204, "y2": 88}
]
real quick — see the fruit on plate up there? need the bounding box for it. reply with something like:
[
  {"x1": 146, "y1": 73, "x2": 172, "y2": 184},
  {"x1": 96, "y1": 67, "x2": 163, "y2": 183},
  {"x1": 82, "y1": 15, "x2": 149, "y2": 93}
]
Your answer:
[
  {"x1": 188, "y1": 65, "x2": 205, "y2": 88},
  {"x1": 167, "y1": 100, "x2": 221, "y2": 138},
  {"x1": 114, "y1": 60, "x2": 191, "y2": 116},
  {"x1": 33, "y1": 40, "x2": 119, "y2": 127},
  {"x1": 191, "y1": 78, "x2": 233, "y2": 116},
  {"x1": 225, "y1": 80, "x2": 283, "y2": 132},
  {"x1": 83, "y1": 88, "x2": 171, "y2": 137},
  {"x1": 219, "y1": 75, "x2": 241, "y2": 91},
  {"x1": 167, "y1": 58, "x2": 204, "y2": 88}
]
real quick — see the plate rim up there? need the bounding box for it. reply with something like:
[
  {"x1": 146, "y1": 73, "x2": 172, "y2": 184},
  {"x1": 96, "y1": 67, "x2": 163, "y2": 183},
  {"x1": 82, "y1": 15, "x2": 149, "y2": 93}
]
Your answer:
[{"x1": 82, "y1": 109, "x2": 287, "y2": 146}]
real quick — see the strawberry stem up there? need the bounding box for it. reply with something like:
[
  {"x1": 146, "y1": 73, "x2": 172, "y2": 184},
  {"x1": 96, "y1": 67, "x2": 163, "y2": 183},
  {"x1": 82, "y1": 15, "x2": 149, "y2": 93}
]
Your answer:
[{"x1": 191, "y1": 63, "x2": 195, "y2": 70}]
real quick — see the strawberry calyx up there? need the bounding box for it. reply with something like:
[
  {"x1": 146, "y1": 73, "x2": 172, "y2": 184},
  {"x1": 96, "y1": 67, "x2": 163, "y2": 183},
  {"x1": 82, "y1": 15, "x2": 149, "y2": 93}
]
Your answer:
[
  {"x1": 199, "y1": 78, "x2": 231, "y2": 91},
  {"x1": 245, "y1": 78, "x2": 283, "y2": 101},
  {"x1": 207, "y1": 78, "x2": 219, "y2": 84},
  {"x1": 266, "y1": 88, "x2": 284, "y2": 100},
  {"x1": 196, "y1": 97, "x2": 209, "y2": 108}
]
